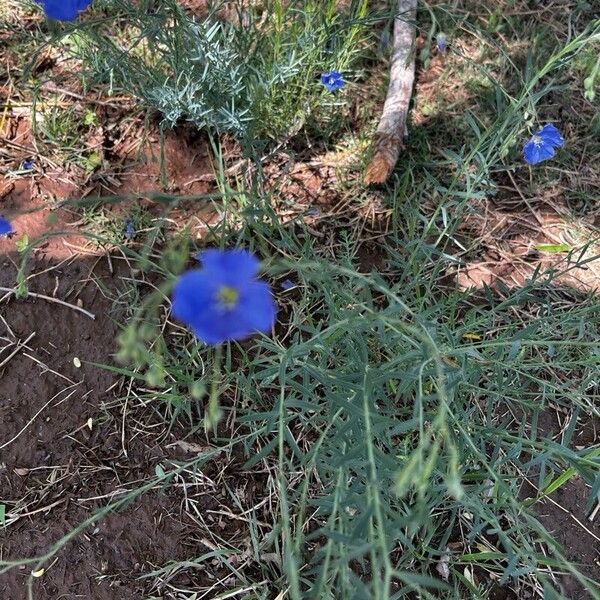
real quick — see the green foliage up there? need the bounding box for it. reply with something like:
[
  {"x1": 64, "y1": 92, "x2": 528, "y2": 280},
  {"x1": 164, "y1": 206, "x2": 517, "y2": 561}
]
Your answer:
[
  {"x1": 66, "y1": 0, "x2": 372, "y2": 146},
  {"x1": 15, "y1": 234, "x2": 29, "y2": 253},
  {"x1": 130, "y1": 200, "x2": 600, "y2": 599},
  {"x1": 101, "y1": 12, "x2": 599, "y2": 596}
]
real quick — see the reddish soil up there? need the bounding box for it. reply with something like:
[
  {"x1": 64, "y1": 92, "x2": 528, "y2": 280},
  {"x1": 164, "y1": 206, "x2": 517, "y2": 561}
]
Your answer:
[
  {"x1": 0, "y1": 119, "x2": 263, "y2": 598},
  {"x1": 522, "y1": 410, "x2": 600, "y2": 598},
  {"x1": 0, "y1": 182, "x2": 183, "y2": 598}
]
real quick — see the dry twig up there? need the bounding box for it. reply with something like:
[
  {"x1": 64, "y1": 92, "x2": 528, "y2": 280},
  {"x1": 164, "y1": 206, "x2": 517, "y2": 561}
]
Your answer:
[
  {"x1": 0, "y1": 286, "x2": 96, "y2": 320},
  {"x1": 0, "y1": 331, "x2": 36, "y2": 368},
  {"x1": 364, "y1": 0, "x2": 417, "y2": 184}
]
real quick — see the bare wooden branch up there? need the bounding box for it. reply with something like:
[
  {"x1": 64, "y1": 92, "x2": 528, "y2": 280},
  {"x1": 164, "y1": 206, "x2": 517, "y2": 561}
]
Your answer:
[{"x1": 364, "y1": 0, "x2": 417, "y2": 185}]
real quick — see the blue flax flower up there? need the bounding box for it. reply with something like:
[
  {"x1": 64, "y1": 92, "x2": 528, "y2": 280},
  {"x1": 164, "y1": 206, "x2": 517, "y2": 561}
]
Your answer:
[
  {"x1": 124, "y1": 217, "x2": 135, "y2": 240},
  {"x1": 172, "y1": 249, "x2": 277, "y2": 345},
  {"x1": 38, "y1": 0, "x2": 92, "y2": 21},
  {"x1": 320, "y1": 71, "x2": 345, "y2": 92},
  {"x1": 523, "y1": 123, "x2": 565, "y2": 165},
  {"x1": 0, "y1": 217, "x2": 13, "y2": 236},
  {"x1": 436, "y1": 33, "x2": 447, "y2": 53}
]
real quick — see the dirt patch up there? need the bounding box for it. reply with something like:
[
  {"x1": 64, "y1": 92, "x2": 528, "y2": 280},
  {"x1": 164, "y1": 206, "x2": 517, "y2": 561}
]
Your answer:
[
  {"x1": 0, "y1": 195, "x2": 171, "y2": 597},
  {"x1": 0, "y1": 211, "x2": 271, "y2": 598},
  {"x1": 519, "y1": 409, "x2": 600, "y2": 599},
  {"x1": 0, "y1": 122, "x2": 266, "y2": 599},
  {"x1": 101, "y1": 120, "x2": 214, "y2": 198},
  {"x1": 455, "y1": 199, "x2": 600, "y2": 293},
  {"x1": 521, "y1": 474, "x2": 600, "y2": 599}
]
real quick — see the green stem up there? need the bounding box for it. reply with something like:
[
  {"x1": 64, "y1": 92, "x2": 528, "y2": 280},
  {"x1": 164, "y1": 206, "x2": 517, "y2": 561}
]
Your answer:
[{"x1": 205, "y1": 344, "x2": 223, "y2": 433}]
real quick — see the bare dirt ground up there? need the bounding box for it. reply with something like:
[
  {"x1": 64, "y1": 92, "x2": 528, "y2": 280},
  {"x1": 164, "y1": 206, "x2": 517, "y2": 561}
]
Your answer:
[
  {"x1": 0, "y1": 113, "x2": 269, "y2": 597},
  {"x1": 1, "y1": 182, "x2": 164, "y2": 599}
]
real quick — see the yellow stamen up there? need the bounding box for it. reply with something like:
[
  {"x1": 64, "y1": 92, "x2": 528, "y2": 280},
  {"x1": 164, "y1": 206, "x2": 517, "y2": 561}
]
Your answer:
[{"x1": 217, "y1": 286, "x2": 239, "y2": 309}]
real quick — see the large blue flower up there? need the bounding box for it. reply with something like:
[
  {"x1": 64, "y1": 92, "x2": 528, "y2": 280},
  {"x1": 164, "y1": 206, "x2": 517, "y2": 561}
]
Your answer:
[
  {"x1": 523, "y1": 123, "x2": 565, "y2": 165},
  {"x1": 38, "y1": 0, "x2": 92, "y2": 21},
  {"x1": 0, "y1": 217, "x2": 13, "y2": 236},
  {"x1": 320, "y1": 71, "x2": 345, "y2": 92},
  {"x1": 172, "y1": 249, "x2": 277, "y2": 345}
]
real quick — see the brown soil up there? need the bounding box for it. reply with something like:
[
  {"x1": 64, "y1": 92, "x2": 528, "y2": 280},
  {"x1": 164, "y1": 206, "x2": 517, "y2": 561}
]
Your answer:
[
  {"x1": 0, "y1": 233, "x2": 269, "y2": 598},
  {"x1": 0, "y1": 119, "x2": 266, "y2": 598},
  {"x1": 1, "y1": 176, "x2": 180, "y2": 598},
  {"x1": 530, "y1": 476, "x2": 600, "y2": 599},
  {"x1": 521, "y1": 410, "x2": 600, "y2": 599}
]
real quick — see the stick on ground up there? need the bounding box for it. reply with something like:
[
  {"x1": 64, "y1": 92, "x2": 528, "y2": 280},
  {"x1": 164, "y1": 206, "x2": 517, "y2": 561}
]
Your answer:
[
  {"x1": 0, "y1": 287, "x2": 96, "y2": 320},
  {"x1": 364, "y1": 0, "x2": 417, "y2": 185}
]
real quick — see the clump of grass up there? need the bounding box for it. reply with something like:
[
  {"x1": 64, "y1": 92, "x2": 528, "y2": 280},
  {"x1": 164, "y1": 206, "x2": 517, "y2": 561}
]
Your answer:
[
  {"x1": 121, "y1": 195, "x2": 598, "y2": 599},
  {"x1": 81, "y1": 203, "x2": 152, "y2": 247},
  {"x1": 30, "y1": 100, "x2": 102, "y2": 168},
  {"x1": 58, "y1": 0, "x2": 375, "y2": 150}
]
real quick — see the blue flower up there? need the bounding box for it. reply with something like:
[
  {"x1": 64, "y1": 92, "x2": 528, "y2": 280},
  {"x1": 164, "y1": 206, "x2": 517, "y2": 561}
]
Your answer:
[
  {"x1": 124, "y1": 217, "x2": 135, "y2": 240},
  {"x1": 280, "y1": 279, "x2": 295, "y2": 291},
  {"x1": 172, "y1": 249, "x2": 277, "y2": 345},
  {"x1": 0, "y1": 217, "x2": 13, "y2": 236},
  {"x1": 320, "y1": 71, "x2": 345, "y2": 92},
  {"x1": 436, "y1": 33, "x2": 447, "y2": 53},
  {"x1": 523, "y1": 123, "x2": 565, "y2": 165},
  {"x1": 21, "y1": 160, "x2": 33, "y2": 170},
  {"x1": 38, "y1": 0, "x2": 92, "y2": 21}
]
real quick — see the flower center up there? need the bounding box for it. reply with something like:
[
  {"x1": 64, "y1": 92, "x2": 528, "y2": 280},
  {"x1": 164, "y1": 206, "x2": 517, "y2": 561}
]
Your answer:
[
  {"x1": 217, "y1": 286, "x2": 239, "y2": 309},
  {"x1": 532, "y1": 135, "x2": 543, "y2": 147},
  {"x1": 329, "y1": 77, "x2": 336, "y2": 85}
]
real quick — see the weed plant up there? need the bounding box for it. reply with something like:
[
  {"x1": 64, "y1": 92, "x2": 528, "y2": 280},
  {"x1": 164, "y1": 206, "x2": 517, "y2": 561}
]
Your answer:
[{"x1": 64, "y1": 0, "x2": 372, "y2": 149}]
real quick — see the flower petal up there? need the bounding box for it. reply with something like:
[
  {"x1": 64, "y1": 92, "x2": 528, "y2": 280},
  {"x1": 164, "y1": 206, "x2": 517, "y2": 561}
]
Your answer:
[
  {"x1": 237, "y1": 281, "x2": 278, "y2": 334},
  {"x1": 538, "y1": 123, "x2": 564, "y2": 147},
  {"x1": 320, "y1": 71, "x2": 345, "y2": 92},
  {"x1": 187, "y1": 281, "x2": 276, "y2": 344},
  {"x1": 198, "y1": 249, "x2": 260, "y2": 283},
  {"x1": 38, "y1": 0, "x2": 91, "y2": 20},
  {"x1": 191, "y1": 316, "x2": 246, "y2": 345},
  {"x1": 523, "y1": 139, "x2": 556, "y2": 165},
  {"x1": 172, "y1": 271, "x2": 219, "y2": 331},
  {"x1": 0, "y1": 217, "x2": 13, "y2": 236}
]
